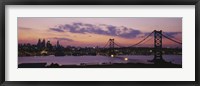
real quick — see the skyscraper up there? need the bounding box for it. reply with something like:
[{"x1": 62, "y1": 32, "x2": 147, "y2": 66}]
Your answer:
[
  {"x1": 42, "y1": 39, "x2": 46, "y2": 48},
  {"x1": 46, "y1": 40, "x2": 52, "y2": 51},
  {"x1": 37, "y1": 39, "x2": 41, "y2": 49},
  {"x1": 57, "y1": 40, "x2": 60, "y2": 47}
]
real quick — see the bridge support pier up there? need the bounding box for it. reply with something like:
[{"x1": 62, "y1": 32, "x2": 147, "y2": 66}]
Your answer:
[
  {"x1": 151, "y1": 30, "x2": 166, "y2": 64},
  {"x1": 109, "y1": 39, "x2": 115, "y2": 57}
]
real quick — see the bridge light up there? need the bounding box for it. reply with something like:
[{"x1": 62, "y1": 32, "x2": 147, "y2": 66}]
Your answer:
[
  {"x1": 111, "y1": 54, "x2": 114, "y2": 58},
  {"x1": 124, "y1": 57, "x2": 128, "y2": 61}
]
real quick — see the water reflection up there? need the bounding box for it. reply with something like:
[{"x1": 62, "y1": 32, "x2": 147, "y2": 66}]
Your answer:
[{"x1": 18, "y1": 55, "x2": 182, "y2": 66}]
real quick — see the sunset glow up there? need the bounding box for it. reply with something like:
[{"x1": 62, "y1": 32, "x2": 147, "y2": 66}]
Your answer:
[{"x1": 18, "y1": 17, "x2": 182, "y2": 48}]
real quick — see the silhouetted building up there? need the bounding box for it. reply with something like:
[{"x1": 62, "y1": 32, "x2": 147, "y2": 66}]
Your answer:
[
  {"x1": 57, "y1": 40, "x2": 60, "y2": 47},
  {"x1": 41, "y1": 39, "x2": 46, "y2": 48},
  {"x1": 46, "y1": 40, "x2": 53, "y2": 51},
  {"x1": 37, "y1": 38, "x2": 49, "y2": 50},
  {"x1": 55, "y1": 40, "x2": 65, "y2": 56},
  {"x1": 37, "y1": 39, "x2": 42, "y2": 49}
]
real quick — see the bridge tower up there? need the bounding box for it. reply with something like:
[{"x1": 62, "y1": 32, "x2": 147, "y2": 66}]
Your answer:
[
  {"x1": 153, "y1": 30, "x2": 165, "y2": 63},
  {"x1": 109, "y1": 38, "x2": 115, "y2": 57}
]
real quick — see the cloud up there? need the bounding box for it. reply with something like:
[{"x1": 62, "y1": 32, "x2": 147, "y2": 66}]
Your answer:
[
  {"x1": 49, "y1": 28, "x2": 64, "y2": 32},
  {"x1": 49, "y1": 22, "x2": 182, "y2": 39},
  {"x1": 49, "y1": 22, "x2": 142, "y2": 38},
  {"x1": 18, "y1": 27, "x2": 32, "y2": 30},
  {"x1": 51, "y1": 37, "x2": 74, "y2": 42}
]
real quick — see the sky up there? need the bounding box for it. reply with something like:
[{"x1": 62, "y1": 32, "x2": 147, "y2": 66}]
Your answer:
[{"x1": 18, "y1": 17, "x2": 182, "y2": 48}]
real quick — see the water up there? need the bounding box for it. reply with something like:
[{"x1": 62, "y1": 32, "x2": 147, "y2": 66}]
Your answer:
[{"x1": 18, "y1": 55, "x2": 182, "y2": 66}]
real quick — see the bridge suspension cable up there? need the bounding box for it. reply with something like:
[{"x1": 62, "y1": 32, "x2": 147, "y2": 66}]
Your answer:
[
  {"x1": 103, "y1": 40, "x2": 110, "y2": 48},
  {"x1": 137, "y1": 36, "x2": 153, "y2": 47},
  {"x1": 114, "y1": 41, "x2": 126, "y2": 47},
  {"x1": 161, "y1": 34, "x2": 182, "y2": 44},
  {"x1": 103, "y1": 30, "x2": 182, "y2": 48},
  {"x1": 128, "y1": 31, "x2": 154, "y2": 47},
  {"x1": 162, "y1": 31, "x2": 182, "y2": 42}
]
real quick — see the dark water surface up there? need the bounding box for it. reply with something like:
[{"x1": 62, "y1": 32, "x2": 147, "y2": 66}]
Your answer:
[{"x1": 18, "y1": 55, "x2": 182, "y2": 66}]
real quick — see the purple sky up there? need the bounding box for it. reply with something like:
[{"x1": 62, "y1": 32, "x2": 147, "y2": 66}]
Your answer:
[{"x1": 18, "y1": 17, "x2": 182, "y2": 48}]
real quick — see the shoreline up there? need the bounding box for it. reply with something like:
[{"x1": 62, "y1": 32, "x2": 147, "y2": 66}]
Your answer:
[{"x1": 18, "y1": 62, "x2": 182, "y2": 68}]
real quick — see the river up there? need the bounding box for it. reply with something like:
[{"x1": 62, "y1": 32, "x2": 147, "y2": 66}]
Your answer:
[{"x1": 18, "y1": 55, "x2": 182, "y2": 66}]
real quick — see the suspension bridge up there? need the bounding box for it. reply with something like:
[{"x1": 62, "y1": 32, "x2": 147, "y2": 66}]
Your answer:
[
  {"x1": 18, "y1": 30, "x2": 182, "y2": 68},
  {"x1": 102, "y1": 30, "x2": 182, "y2": 64}
]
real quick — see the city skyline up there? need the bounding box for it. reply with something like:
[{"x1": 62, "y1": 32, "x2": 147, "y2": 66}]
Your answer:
[{"x1": 18, "y1": 17, "x2": 182, "y2": 48}]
